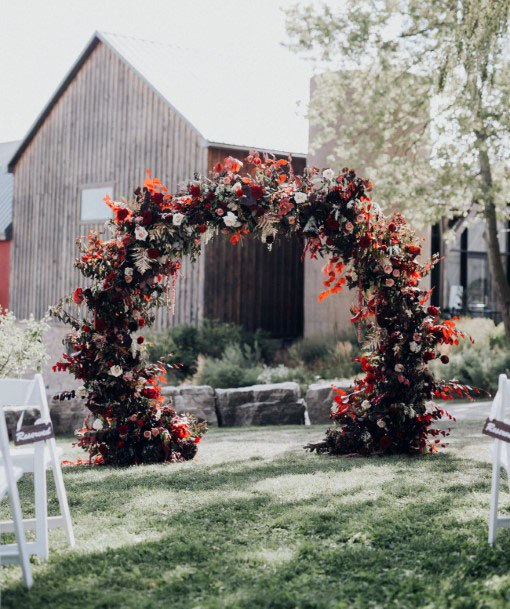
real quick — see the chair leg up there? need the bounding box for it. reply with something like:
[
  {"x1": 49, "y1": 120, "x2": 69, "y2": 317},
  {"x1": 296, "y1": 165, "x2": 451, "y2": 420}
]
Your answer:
[
  {"x1": 50, "y1": 450, "x2": 75, "y2": 548},
  {"x1": 8, "y1": 485, "x2": 33, "y2": 589},
  {"x1": 34, "y1": 456, "x2": 49, "y2": 559},
  {"x1": 489, "y1": 441, "x2": 501, "y2": 546}
]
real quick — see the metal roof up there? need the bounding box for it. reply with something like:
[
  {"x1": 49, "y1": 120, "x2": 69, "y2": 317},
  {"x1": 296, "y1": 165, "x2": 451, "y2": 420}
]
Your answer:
[
  {"x1": 0, "y1": 141, "x2": 19, "y2": 239},
  {"x1": 9, "y1": 32, "x2": 309, "y2": 171}
]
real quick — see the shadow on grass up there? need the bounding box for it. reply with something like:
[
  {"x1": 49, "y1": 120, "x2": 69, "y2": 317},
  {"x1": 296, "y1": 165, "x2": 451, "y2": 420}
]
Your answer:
[{"x1": 2, "y1": 450, "x2": 510, "y2": 609}]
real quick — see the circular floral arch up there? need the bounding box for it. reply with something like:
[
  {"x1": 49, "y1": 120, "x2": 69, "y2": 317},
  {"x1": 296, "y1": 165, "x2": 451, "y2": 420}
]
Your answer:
[{"x1": 52, "y1": 153, "x2": 473, "y2": 465}]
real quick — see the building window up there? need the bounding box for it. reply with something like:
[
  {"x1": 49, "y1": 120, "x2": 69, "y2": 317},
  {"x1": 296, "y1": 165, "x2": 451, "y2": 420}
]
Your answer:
[
  {"x1": 80, "y1": 185, "x2": 114, "y2": 222},
  {"x1": 443, "y1": 220, "x2": 510, "y2": 322}
]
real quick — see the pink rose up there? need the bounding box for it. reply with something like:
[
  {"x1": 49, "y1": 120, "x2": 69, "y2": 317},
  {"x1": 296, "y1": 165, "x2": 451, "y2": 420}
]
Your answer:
[
  {"x1": 151, "y1": 428, "x2": 160, "y2": 437},
  {"x1": 383, "y1": 264, "x2": 392, "y2": 274},
  {"x1": 413, "y1": 333, "x2": 420, "y2": 341},
  {"x1": 215, "y1": 208, "x2": 225, "y2": 216},
  {"x1": 392, "y1": 269, "x2": 400, "y2": 277},
  {"x1": 143, "y1": 430, "x2": 151, "y2": 439},
  {"x1": 385, "y1": 278, "x2": 395, "y2": 287},
  {"x1": 345, "y1": 222, "x2": 354, "y2": 233}
]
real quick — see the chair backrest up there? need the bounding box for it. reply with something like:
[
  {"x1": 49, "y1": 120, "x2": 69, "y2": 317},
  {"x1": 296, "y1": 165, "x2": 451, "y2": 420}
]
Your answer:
[
  {"x1": 0, "y1": 402, "x2": 19, "y2": 495},
  {"x1": 0, "y1": 374, "x2": 50, "y2": 422},
  {"x1": 490, "y1": 374, "x2": 510, "y2": 422}
]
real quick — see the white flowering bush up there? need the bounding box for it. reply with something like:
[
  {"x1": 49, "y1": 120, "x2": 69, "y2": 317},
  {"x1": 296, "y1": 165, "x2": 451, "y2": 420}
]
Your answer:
[{"x1": 0, "y1": 307, "x2": 49, "y2": 378}]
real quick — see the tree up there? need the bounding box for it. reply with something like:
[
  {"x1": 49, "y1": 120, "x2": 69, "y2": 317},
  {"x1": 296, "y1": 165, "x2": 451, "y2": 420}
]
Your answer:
[{"x1": 286, "y1": 0, "x2": 510, "y2": 335}]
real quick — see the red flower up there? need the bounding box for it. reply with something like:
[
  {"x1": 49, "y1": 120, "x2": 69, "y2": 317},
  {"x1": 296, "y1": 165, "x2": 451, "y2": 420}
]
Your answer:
[
  {"x1": 379, "y1": 435, "x2": 392, "y2": 450},
  {"x1": 82, "y1": 325, "x2": 91, "y2": 332},
  {"x1": 427, "y1": 306, "x2": 439, "y2": 317},
  {"x1": 137, "y1": 420, "x2": 144, "y2": 427},
  {"x1": 440, "y1": 355, "x2": 450, "y2": 364},
  {"x1": 198, "y1": 224, "x2": 207, "y2": 233},
  {"x1": 388, "y1": 222, "x2": 396, "y2": 232},
  {"x1": 406, "y1": 245, "x2": 421, "y2": 257},
  {"x1": 138, "y1": 318, "x2": 145, "y2": 327},
  {"x1": 140, "y1": 211, "x2": 153, "y2": 226},
  {"x1": 194, "y1": 437, "x2": 201, "y2": 444},
  {"x1": 422, "y1": 351, "x2": 435, "y2": 362},
  {"x1": 73, "y1": 288, "x2": 84, "y2": 304},
  {"x1": 359, "y1": 235, "x2": 371, "y2": 248},
  {"x1": 116, "y1": 208, "x2": 130, "y2": 222},
  {"x1": 189, "y1": 185, "x2": 201, "y2": 197},
  {"x1": 142, "y1": 387, "x2": 158, "y2": 399},
  {"x1": 147, "y1": 248, "x2": 161, "y2": 259},
  {"x1": 326, "y1": 216, "x2": 340, "y2": 232},
  {"x1": 137, "y1": 336, "x2": 144, "y2": 344},
  {"x1": 118, "y1": 424, "x2": 129, "y2": 436},
  {"x1": 94, "y1": 318, "x2": 106, "y2": 332},
  {"x1": 250, "y1": 185, "x2": 264, "y2": 200}
]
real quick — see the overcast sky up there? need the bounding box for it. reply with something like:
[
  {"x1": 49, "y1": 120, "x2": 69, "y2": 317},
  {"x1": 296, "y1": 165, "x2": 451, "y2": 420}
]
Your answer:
[{"x1": 0, "y1": 0, "x2": 314, "y2": 144}]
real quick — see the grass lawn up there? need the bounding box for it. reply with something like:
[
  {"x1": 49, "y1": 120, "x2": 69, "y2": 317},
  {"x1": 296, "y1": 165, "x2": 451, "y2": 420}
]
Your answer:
[{"x1": 2, "y1": 419, "x2": 510, "y2": 609}]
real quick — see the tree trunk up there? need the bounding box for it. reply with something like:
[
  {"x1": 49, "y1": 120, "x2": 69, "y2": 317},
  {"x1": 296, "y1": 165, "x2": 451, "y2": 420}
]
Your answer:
[{"x1": 475, "y1": 132, "x2": 510, "y2": 338}]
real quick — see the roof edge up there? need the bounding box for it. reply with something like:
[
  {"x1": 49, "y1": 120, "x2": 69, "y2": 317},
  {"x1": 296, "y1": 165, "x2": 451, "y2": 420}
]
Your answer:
[
  {"x1": 208, "y1": 141, "x2": 307, "y2": 159},
  {"x1": 8, "y1": 33, "x2": 102, "y2": 172}
]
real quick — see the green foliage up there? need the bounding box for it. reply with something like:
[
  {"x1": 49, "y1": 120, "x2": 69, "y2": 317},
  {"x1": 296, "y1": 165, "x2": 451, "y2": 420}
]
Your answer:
[
  {"x1": 285, "y1": 1, "x2": 510, "y2": 225},
  {"x1": 149, "y1": 320, "x2": 360, "y2": 389},
  {"x1": 0, "y1": 308, "x2": 49, "y2": 378},
  {"x1": 195, "y1": 344, "x2": 263, "y2": 389},
  {"x1": 3, "y1": 424, "x2": 510, "y2": 608},
  {"x1": 148, "y1": 320, "x2": 275, "y2": 382},
  {"x1": 430, "y1": 316, "x2": 510, "y2": 394},
  {"x1": 287, "y1": 331, "x2": 361, "y2": 379}
]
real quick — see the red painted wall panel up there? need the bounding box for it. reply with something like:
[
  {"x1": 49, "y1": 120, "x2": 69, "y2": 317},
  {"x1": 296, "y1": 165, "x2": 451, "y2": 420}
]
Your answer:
[{"x1": 0, "y1": 240, "x2": 10, "y2": 309}]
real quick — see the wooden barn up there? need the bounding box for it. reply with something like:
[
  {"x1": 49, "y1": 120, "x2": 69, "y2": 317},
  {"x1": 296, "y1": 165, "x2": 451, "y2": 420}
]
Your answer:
[{"x1": 8, "y1": 32, "x2": 307, "y2": 339}]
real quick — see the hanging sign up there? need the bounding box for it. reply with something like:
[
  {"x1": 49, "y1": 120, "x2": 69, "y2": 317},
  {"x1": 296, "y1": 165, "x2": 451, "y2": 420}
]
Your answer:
[
  {"x1": 14, "y1": 422, "x2": 54, "y2": 446},
  {"x1": 483, "y1": 418, "x2": 510, "y2": 444}
]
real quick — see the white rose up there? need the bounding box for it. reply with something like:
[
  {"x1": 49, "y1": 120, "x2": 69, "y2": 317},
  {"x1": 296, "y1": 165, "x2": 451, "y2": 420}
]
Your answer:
[
  {"x1": 92, "y1": 418, "x2": 103, "y2": 431},
  {"x1": 322, "y1": 168, "x2": 335, "y2": 180},
  {"x1": 109, "y1": 365, "x2": 123, "y2": 377},
  {"x1": 294, "y1": 192, "x2": 307, "y2": 204},
  {"x1": 172, "y1": 213, "x2": 185, "y2": 226},
  {"x1": 134, "y1": 226, "x2": 148, "y2": 241},
  {"x1": 409, "y1": 341, "x2": 421, "y2": 353},
  {"x1": 377, "y1": 419, "x2": 386, "y2": 428},
  {"x1": 361, "y1": 400, "x2": 370, "y2": 410},
  {"x1": 223, "y1": 211, "x2": 241, "y2": 228},
  {"x1": 394, "y1": 363, "x2": 404, "y2": 373}
]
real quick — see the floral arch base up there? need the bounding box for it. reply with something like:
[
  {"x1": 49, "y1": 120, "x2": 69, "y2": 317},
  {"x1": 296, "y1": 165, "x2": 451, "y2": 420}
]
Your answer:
[{"x1": 52, "y1": 153, "x2": 474, "y2": 466}]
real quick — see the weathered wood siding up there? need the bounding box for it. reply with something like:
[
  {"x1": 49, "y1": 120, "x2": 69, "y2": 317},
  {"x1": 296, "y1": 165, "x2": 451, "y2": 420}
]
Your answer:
[
  {"x1": 11, "y1": 40, "x2": 207, "y2": 325},
  {"x1": 203, "y1": 147, "x2": 305, "y2": 338}
]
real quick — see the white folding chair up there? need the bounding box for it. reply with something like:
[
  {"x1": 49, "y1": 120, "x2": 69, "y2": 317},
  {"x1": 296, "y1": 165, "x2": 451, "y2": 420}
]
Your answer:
[
  {"x1": 0, "y1": 405, "x2": 33, "y2": 588},
  {"x1": 0, "y1": 374, "x2": 74, "y2": 559},
  {"x1": 488, "y1": 374, "x2": 510, "y2": 544}
]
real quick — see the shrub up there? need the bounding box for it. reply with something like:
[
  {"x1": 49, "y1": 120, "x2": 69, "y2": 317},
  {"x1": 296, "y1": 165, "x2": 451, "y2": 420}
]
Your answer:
[
  {"x1": 287, "y1": 330, "x2": 360, "y2": 379},
  {"x1": 0, "y1": 308, "x2": 49, "y2": 377},
  {"x1": 148, "y1": 319, "x2": 276, "y2": 383},
  {"x1": 195, "y1": 344, "x2": 263, "y2": 388}
]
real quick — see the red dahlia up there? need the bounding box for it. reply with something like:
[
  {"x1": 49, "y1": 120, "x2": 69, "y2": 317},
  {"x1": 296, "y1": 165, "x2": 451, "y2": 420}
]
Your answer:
[
  {"x1": 379, "y1": 435, "x2": 392, "y2": 450},
  {"x1": 359, "y1": 235, "x2": 371, "y2": 248},
  {"x1": 250, "y1": 185, "x2": 264, "y2": 200},
  {"x1": 189, "y1": 185, "x2": 201, "y2": 197},
  {"x1": 115, "y1": 208, "x2": 130, "y2": 222}
]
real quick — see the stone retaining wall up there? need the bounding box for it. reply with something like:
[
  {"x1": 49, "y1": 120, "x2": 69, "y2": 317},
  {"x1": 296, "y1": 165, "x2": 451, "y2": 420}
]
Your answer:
[{"x1": 44, "y1": 380, "x2": 351, "y2": 434}]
